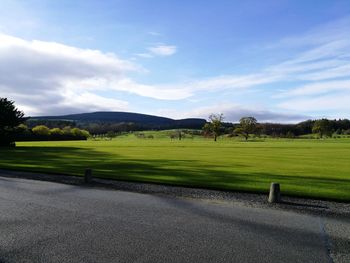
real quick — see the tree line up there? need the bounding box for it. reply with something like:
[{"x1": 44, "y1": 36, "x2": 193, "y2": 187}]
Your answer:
[
  {"x1": 203, "y1": 115, "x2": 350, "y2": 141},
  {"x1": 16, "y1": 124, "x2": 90, "y2": 141},
  {"x1": 1, "y1": 98, "x2": 90, "y2": 146},
  {"x1": 1, "y1": 98, "x2": 350, "y2": 146}
]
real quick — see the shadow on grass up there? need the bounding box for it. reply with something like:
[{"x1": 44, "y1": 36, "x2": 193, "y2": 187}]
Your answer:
[{"x1": 0, "y1": 146, "x2": 349, "y2": 201}]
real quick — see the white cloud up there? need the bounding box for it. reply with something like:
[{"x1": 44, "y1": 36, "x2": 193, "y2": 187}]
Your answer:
[
  {"x1": 148, "y1": 44, "x2": 177, "y2": 56},
  {"x1": 297, "y1": 64, "x2": 350, "y2": 81},
  {"x1": 154, "y1": 104, "x2": 308, "y2": 123},
  {"x1": 0, "y1": 33, "x2": 136, "y2": 115},
  {"x1": 135, "y1": 53, "x2": 153, "y2": 58},
  {"x1": 182, "y1": 74, "x2": 281, "y2": 91},
  {"x1": 278, "y1": 93, "x2": 350, "y2": 113},
  {"x1": 136, "y1": 43, "x2": 177, "y2": 59},
  {"x1": 108, "y1": 79, "x2": 193, "y2": 100},
  {"x1": 0, "y1": 34, "x2": 189, "y2": 115},
  {"x1": 276, "y1": 80, "x2": 350, "y2": 98},
  {"x1": 262, "y1": 18, "x2": 350, "y2": 115}
]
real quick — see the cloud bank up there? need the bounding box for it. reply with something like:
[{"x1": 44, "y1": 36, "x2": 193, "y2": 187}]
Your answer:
[
  {"x1": 0, "y1": 34, "x2": 186, "y2": 115},
  {"x1": 156, "y1": 104, "x2": 308, "y2": 123},
  {"x1": 0, "y1": 34, "x2": 136, "y2": 115}
]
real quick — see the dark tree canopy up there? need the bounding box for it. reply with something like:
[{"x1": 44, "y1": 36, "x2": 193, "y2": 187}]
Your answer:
[
  {"x1": 312, "y1": 119, "x2": 332, "y2": 138},
  {"x1": 0, "y1": 98, "x2": 26, "y2": 146},
  {"x1": 235, "y1": 117, "x2": 258, "y2": 141}
]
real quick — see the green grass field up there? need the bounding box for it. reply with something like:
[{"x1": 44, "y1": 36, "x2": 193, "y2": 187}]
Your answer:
[{"x1": 0, "y1": 136, "x2": 349, "y2": 201}]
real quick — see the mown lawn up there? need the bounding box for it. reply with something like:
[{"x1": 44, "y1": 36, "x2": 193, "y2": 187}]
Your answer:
[{"x1": 0, "y1": 137, "x2": 349, "y2": 201}]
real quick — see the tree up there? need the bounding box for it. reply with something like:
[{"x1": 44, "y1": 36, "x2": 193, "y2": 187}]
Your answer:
[
  {"x1": 235, "y1": 117, "x2": 257, "y2": 141},
  {"x1": 50, "y1": 128, "x2": 63, "y2": 139},
  {"x1": 0, "y1": 98, "x2": 26, "y2": 147},
  {"x1": 50, "y1": 128, "x2": 63, "y2": 136},
  {"x1": 106, "y1": 131, "x2": 115, "y2": 140},
  {"x1": 178, "y1": 130, "x2": 182, "y2": 140},
  {"x1": 71, "y1": 128, "x2": 90, "y2": 139},
  {"x1": 312, "y1": 119, "x2": 332, "y2": 138},
  {"x1": 202, "y1": 123, "x2": 211, "y2": 137},
  {"x1": 205, "y1": 114, "x2": 224, "y2": 141},
  {"x1": 32, "y1": 125, "x2": 50, "y2": 136},
  {"x1": 62, "y1": 126, "x2": 72, "y2": 135}
]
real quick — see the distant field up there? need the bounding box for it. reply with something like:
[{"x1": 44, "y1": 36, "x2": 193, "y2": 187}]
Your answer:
[{"x1": 0, "y1": 136, "x2": 349, "y2": 201}]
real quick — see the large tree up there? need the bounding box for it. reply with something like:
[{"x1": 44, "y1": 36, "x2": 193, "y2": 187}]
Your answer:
[
  {"x1": 312, "y1": 119, "x2": 332, "y2": 138},
  {"x1": 205, "y1": 114, "x2": 224, "y2": 141},
  {"x1": 0, "y1": 98, "x2": 26, "y2": 147},
  {"x1": 235, "y1": 117, "x2": 257, "y2": 141}
]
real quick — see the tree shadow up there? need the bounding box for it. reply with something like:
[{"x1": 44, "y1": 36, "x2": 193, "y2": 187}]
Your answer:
[
  {"x1": 151, "y1": 194, "x2": 350, "y2": 258},
  {"x1": 0, "y1": 146, "x2": 349, "y2": 201}
]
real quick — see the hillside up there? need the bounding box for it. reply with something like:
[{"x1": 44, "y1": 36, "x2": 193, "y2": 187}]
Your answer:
[{"x1": 30, "y1": 111, "x2": 207, "y2": 130}]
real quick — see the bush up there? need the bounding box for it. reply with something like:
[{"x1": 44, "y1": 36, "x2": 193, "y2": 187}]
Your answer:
[
  {"x1": 62, "y1": 126, "x2": 72, "y2": 135},
  {"x1": 17, "y1": 125, "x2": 90, "y2": 141},
  {"x1": 50, "y1": 128, "x2": 63, "y2": 136},
  {"x1": 32, "y1": 125, "x2": 50, "y2": 136}
]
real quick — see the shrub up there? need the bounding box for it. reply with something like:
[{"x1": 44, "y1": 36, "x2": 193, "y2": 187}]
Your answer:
[
  {"x1": 50, "y1": 128, "x2": 63, "y2": 136},
  {"x1": 32, "y1": 125, "x2": 50, "y2": 136}
]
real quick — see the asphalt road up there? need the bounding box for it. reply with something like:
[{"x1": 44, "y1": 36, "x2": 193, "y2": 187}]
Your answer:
[{"x1": 0, "y1": 176, "x2": 343, "y2": 262}]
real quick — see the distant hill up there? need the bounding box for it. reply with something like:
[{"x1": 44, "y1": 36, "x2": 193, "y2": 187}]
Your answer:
[{"x1": 30, "y1": 111, "x2": 207, "y2": 130}]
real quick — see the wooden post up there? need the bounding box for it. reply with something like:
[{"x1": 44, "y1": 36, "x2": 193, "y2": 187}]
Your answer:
[
  {"x1": 268, "y1": 182, "x2": 281, "y2": 203},
  {"x1": 84, "y1": 168, "x2": 92, "y2": 183}
]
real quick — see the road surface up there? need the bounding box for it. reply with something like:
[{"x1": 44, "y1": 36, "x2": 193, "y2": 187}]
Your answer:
[{"x1": 0, "y1": 176, "x2": 346, "y2": 262}]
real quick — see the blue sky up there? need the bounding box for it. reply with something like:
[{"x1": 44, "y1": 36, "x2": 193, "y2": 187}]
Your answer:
[{"x1": 1, "y1": 0, "x2": 350, "y2": 122}]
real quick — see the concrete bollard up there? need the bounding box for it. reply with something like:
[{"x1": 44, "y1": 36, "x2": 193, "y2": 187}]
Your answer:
[
  {"x1": 84, "y1": 168, "x2": 92, "y2": 183},
  {"x1": 268, "y1": 182, "x2": 281, "y2": 203}
]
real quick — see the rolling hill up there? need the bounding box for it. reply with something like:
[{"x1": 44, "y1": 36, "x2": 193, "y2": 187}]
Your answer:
[{"x1": 30, "y1": 111, "x2": 207, "y2": 130}]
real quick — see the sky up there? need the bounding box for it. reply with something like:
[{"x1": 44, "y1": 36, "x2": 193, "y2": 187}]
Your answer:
[{"x1": 1, "y1": 0, "x2": 350, "y2": 122}]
